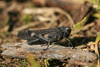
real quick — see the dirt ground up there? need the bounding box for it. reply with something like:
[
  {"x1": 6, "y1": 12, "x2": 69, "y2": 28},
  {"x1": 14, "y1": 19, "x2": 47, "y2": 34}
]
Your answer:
[{"x1": 0, "y1": 0, "x2": 100, "y2": 67}]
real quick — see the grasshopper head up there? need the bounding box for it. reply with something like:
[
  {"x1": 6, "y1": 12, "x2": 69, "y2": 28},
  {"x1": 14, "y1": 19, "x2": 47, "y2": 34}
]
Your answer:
[{"x1": 64, "y1": 26, "x2": 71, "y2": 38}]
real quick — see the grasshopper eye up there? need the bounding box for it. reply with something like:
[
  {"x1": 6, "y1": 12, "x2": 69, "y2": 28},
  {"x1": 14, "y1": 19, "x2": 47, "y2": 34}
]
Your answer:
[
  {"x1": 65, "y1": 27, "x2": 71, "y2": 35},
  {"x1": 65, "y1": 27, "x2": 71, "y2": 31}
]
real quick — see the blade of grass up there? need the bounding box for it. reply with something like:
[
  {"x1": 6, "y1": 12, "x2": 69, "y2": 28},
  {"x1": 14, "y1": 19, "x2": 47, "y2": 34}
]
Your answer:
[
  {"x1": 95, "y1": 31, "x2": 100, "y2": 44},
  {"x1": 26, "y1": 53, "x2": 40, "y2": 67},
  {"x1": 74, "y1": 17, "x2": 86, "y2": 30},
  {"x1": 95, "y1": 30, "x2": 100, "y2": 67}
]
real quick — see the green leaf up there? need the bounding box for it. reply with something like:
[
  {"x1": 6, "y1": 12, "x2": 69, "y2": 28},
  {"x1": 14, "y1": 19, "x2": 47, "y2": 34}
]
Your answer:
[
  {"x1": 95, "y1": 31, "x2": 100, "y2": 43},
  {"x1": 74, "y1": 17, "x2": 86, "y2": 30}
]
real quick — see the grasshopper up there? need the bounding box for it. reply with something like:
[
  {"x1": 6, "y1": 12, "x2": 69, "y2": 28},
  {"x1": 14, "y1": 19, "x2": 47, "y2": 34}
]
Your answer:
[{"x1": 17, "y1": 26, "x2": 71, "y2": 49}]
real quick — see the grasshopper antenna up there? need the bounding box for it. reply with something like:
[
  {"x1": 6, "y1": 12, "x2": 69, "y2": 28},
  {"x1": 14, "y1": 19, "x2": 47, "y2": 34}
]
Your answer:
[
  {"x1": 65, "y1": 9, "x2": 77, "y2": 47},
  {"x1": 71, "y1": 9, "x2": 77, "y2": 27}
]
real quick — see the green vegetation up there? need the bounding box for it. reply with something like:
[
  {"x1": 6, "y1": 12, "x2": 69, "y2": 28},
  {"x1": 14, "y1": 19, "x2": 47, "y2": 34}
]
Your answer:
[
  {"x1": 22, "y1": 59, "x2": 27, "y2": 67},
  {"x1": 26, "y1": 53, "x2": 40, "y2": 67},
  {"x1": 74, "y1": 17, "x2": 86, "y2": 30},
  {"x1": 21, "y1": 14, "x2": 33, "y2": 24}
]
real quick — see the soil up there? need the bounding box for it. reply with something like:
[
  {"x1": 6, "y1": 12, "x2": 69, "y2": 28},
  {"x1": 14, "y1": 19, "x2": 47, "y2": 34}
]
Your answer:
[{"x1": 0, "y1": 0, "x2": 100, "y2": 67}]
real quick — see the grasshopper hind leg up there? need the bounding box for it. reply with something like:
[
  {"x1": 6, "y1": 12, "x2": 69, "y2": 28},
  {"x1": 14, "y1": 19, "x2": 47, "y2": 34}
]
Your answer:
[
  {"x1": 29, "y1": 33, "x2": 51, "y2": 50},
  {"x1": 27, "y1": 39, "x2": 39, "y2": 45},
  {"x1": 45, "y1": 40, "x2": 50, "y2": 50}
]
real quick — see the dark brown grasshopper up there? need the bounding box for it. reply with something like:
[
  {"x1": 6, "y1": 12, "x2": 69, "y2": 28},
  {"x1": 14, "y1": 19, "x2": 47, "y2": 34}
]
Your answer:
[{"x1": 17, "y1": 26, "x2": 71, "y2": 49}]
